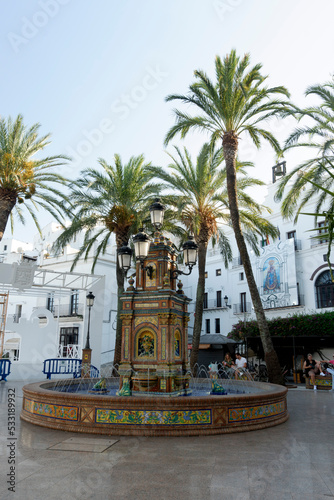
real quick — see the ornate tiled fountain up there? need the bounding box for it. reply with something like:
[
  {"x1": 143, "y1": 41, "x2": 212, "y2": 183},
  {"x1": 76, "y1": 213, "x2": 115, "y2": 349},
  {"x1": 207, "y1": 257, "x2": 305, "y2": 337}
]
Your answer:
[{"x1": 21, "y1": 201, "x2": 288, "y2": 436}]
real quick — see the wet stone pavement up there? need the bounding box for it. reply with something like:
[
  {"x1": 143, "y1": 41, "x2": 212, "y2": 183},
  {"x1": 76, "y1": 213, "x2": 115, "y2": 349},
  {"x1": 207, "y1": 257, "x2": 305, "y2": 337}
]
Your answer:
[{"x1": 0, "y1": 380, "x2": 333, "y2": 500}]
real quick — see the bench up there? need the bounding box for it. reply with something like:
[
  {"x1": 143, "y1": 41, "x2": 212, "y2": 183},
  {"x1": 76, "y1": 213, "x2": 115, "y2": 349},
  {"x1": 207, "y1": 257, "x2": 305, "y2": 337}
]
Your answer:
[
  {"x1": 305, "y1": 375, "x2": 332, "y2": 390},
  {"x1": 43, "y1": 358, "x2": 100, "y2": 379},
  {"x1": 0, "y1": 359, "x2": 11, "y2": 381}
]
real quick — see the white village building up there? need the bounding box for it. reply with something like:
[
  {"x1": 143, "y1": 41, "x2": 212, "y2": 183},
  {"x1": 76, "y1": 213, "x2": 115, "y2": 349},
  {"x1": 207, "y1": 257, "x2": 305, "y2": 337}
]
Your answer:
[
  {"x1": 0, "y1": 223, "x2": 118, "y2": 380},
  {"x1": 1, "y1": 167, "x2": 333, "y2": 380}
]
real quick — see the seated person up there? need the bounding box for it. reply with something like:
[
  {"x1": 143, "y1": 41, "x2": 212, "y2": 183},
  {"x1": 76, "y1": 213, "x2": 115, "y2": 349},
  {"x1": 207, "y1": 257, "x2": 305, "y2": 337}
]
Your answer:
[
  {"x1": 222, "y1": 352, "x2": 235, "y2": 376},
  {"x1": 325, "y1": 355, "x2": 334, "y2": 389},
  {"x1": 303, "y1": 353, "x2": 321, "y2": 386},
  {"x1": 234, "y1": 352, "x2": 247, "y2": 379}
]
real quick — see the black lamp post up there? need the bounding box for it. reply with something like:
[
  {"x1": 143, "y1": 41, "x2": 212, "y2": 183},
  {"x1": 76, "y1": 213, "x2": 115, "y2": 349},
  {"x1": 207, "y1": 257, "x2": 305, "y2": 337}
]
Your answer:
[{"x1": 85, "y1": 291, "x2": 95, "y2": 349}]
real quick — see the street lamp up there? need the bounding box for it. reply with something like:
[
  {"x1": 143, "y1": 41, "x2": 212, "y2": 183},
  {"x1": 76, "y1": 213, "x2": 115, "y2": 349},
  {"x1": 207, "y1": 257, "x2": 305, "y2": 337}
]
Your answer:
[
  {"x1": 117, "y1": 246, "x2": 132, "y2": 274},
  {"x1": 85, "y1": 291, "x2": 95, "y2": 349},
  {"x1": 118, "y1": 199, "x2": 198, "y2": 279},
  {"x1": 170, "y1": 235, "x2": 198, "y2": 278},
  {"x1": 149, "y1": 198, "x2": 165, "y2": 230},
  {"x1": 224, "y1": 295, "x2": 231, "y2": 309},
  {"x1": 132, "y1": 229, "x2": 154, "y2": 279}
]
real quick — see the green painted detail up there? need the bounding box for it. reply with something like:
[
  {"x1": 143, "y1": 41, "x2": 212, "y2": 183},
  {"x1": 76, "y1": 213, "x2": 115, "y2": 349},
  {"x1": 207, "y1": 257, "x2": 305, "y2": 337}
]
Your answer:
[
  {"x1": 96, "y1": 408, "x2": 212, "y2": 426},
  {"x1": 116, "y1": 378, "x2": 132, "y2": 396},
  {"x1": 210, "y1": 380, "x2": 226, "y2": 395}
]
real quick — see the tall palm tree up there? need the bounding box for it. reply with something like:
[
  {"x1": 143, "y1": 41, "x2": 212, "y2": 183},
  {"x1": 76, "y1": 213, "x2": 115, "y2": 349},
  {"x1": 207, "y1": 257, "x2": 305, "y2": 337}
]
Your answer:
[
  {"x1": 150, "y1": 143, "x2": 279, "y2": 373},
  {"x1": 0, "y1": 114, "x2": 69, "y2": 240},
  {"x1": 276, "y1": 81, "x2": 334, "y2": 220},
  {"x1": 53, "y1": 154, "x2": 160, "y2": 366},
  {"x1": 164, "y1": 50, "x2": 291, "y2": 384},
  {"x1": 295, "y1": 159, "x2": 334, "y2": 281}
]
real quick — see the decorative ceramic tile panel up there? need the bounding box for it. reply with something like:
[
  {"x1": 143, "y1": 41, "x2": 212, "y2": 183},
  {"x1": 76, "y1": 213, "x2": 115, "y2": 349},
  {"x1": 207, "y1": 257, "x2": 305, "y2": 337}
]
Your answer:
[
  {"x1": 311, "y1": 378, "x2": 332, "y2": 387},
  {"x1": 134, "y1": 316, "x2": 158, "y2": 327},
  {"x1": 146, "y1": 264, "x2": 157, "y2": 287},
  {"x1": 161, "y1": 327, "x2": 166, "y2": 360},
  {"x1": 95, "y1": 408, "x2": 212, "y2": 426},
  {"x1": 124, "y1": 328, "x2": 129, "y2": 359},
  {"x1": 134, "y1": 302, "x2": 159, "y2": 308},
  {"x1": 228, "y1": 400, "x2": 285, "y2": 423},
  {"x1": 24, "y1": 398, "x2": 78, "y2": 421}
]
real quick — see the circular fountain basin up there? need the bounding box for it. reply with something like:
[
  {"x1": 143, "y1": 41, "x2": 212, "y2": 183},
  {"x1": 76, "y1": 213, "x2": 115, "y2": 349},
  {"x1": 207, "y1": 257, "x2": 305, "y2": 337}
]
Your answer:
[{"x1": 21, "y1": 379, "x2": 288, "y2": 436}]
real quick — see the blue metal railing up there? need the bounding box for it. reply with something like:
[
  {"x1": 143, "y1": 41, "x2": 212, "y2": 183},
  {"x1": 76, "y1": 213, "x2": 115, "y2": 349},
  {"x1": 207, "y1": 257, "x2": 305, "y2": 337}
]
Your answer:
[
  {"x1": 0, "y1": 359, "x2": 12, "y2": 381},
  {"x1": 43, "y1": 358, "x2": 100, "y2": 379}
]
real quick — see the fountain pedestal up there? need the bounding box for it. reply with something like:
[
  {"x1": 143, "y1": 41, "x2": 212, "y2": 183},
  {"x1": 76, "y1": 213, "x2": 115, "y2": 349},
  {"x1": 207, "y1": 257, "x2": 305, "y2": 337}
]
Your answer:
[
  {"x1": 81, "y1": 347, "x2": 92, "y2": 378},
  {"x1": 118, "y1": 236, "x2": 191, "y2": 396}
]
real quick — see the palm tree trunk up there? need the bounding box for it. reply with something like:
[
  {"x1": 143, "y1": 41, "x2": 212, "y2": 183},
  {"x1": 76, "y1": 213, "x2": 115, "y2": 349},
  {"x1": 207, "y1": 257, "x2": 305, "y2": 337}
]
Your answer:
[
  {"x1": 222, "y1": 132, "x2": 284, "y2": 385},
  {"x1": 0, "y1": 190, "x2": 16, "y2": 242},
  {"x1": 190, "y1": 240, "x2": 208, "y2": 375}
]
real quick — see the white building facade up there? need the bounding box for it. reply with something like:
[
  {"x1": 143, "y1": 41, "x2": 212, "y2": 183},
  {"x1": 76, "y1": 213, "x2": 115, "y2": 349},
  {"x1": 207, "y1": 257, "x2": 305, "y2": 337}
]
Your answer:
[
  {"x1": 0, "y1": 223, "x2": 118, "y2": 380},
  {"x1": 184, "y1": 180, "x2": 334, "y2": 338},
  {"x1": 1, "y1": 173, "x2": 334, "y2": 380}
]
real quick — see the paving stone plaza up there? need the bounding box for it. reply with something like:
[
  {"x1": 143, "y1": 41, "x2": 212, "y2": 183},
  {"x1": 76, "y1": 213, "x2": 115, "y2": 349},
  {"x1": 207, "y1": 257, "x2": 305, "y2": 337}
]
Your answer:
[{"x1": 0, "y1": 381, "x2": 333, "y2": 500}]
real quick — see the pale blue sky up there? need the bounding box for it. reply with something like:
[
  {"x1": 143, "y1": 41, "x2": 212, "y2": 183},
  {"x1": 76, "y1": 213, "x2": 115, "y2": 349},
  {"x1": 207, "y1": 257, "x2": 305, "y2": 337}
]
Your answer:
[{"x1": 2, "y1": 0, "x2": 334, "y2": 242}]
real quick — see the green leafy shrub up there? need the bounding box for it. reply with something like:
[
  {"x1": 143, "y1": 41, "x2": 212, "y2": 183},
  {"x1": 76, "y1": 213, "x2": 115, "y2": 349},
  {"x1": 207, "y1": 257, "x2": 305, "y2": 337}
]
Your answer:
[{"x1": 227, "y1": 311, "x2": 334, "y2": 341}]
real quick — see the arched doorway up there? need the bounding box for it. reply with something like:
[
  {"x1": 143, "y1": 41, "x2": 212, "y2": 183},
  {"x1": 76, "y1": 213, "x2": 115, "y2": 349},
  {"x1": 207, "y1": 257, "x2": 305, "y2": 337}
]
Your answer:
[{"x1": 315, "y1": 270, "x2": 334, "y2": 308}]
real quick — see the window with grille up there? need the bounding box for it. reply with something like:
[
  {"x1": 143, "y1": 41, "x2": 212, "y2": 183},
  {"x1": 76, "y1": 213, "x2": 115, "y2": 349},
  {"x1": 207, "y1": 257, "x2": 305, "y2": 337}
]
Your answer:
[
  {"x1": 47, "y1": 293, "x2": 55, "y2": 313},
  {"x1": 215, "y1": 318, "x2": 220, "y2": 333},
  {"x1": 318, "y1": 221, "x2": 328, "y2": 245},
  {"x1": 59, "y1": 327, "x2": 79, "y2": 357},
  {"x1": 70, "y1": 290, "x2": 79, "y2": 315},
  {"x1": 216, "y1": 290, "x2": 222, "y2": 308},
  {"x1": 240, "y1": 292, "x2": 247, "y2": 313}
]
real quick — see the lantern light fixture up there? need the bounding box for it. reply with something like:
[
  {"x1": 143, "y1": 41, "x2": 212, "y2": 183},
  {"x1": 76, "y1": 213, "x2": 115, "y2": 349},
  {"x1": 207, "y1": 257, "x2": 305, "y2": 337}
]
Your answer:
[
  {"x1": 170, "y1": 235, "x2": 198, "y2": 279},
  {"x1": 117, "y1": 199, "x2": 198, "y2": 280},
  {"x1": 132, "y1": 229, "x2": 154, "y2": 279},
  {"x1": 149, "y1": 198, "x2": 165, "y2": 231},
  {"x1": 224, "y1": 295, "x2": 231, "y2": 309},
  {"x1": 117, "y1": 246, "x2": 132, "y2": 273}
]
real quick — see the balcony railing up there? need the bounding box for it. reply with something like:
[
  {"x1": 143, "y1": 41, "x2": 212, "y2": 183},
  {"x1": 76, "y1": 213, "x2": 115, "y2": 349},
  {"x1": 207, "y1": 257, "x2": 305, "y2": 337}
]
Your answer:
[
  {"x1": 232, "y1": 257, "x2": 243, "y2": 268},
  {"x1": 310, "y1": 238, "x2": 329, "y2": 248},
  {"x1": 57, "y1": 344, "x2": 80, "y2": 359},
  {"x1": 34, "y1": 303, "x2": 84, "y2": 317},
  {"x1": 203, "y1": 299, "x2": 227, "y2": 310},
  {"x1": 233, "y1": 302, "x2": 251, "y2": 314}
]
